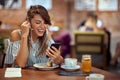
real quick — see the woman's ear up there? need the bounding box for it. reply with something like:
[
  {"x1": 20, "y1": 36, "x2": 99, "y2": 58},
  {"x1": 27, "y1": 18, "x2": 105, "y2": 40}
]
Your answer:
[
  {"x1": 45, "y1": 24, "x2": 49, "y2": 29},
  {"x1": 25, "y1": 17, "x2": 30, "y2": 24}
]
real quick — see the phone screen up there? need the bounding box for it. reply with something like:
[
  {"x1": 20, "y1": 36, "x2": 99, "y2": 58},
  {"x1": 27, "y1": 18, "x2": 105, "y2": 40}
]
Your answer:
[{"x1": 50, "y1": 43, "x2": 61, "y2": 49}]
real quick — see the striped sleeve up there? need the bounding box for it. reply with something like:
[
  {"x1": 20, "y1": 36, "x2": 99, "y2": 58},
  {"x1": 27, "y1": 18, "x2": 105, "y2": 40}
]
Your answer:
[{"x1": 4, "y1": 41, "x2": 20, "y2": 65}]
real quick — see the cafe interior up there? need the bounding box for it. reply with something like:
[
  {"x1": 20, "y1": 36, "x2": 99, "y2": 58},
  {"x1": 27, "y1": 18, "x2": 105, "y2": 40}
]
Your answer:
[{"x1": 0, "y1": 0, "x2": 120, "y2": 78}]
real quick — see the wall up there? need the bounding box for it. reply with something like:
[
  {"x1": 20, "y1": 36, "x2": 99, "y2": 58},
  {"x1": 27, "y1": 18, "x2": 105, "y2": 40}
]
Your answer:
[
  {"x1": 0, "y1": 0, "x2": 120, "y2": 31},
  {"x1": 0, "y1": 0, "x2": 120, "y2": 54}
]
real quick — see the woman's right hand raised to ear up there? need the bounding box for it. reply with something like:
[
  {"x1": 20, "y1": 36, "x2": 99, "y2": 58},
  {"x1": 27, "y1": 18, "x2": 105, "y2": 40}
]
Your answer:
[{"x1": 21, "y1": 21, "x2": 31, "y2": 37}]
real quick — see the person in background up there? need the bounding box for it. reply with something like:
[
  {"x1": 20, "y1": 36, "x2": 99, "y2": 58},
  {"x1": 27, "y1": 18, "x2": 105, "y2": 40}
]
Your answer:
[
  {"x1": 4, "y1": 5, "x2": 63, "y2": 68},
  {"x1": 79, "y1": 13, "x2": 99, "y2": 32},
  {"x1": 78, "y1": 13, "x2": 111, "y2": 66},
  {"x1": 48, "y1": 25, "x2": 71, "y2": 58},
  {"x1": 54, "y1": 31, "x2": 71, "y2": 58},
  {"x1": 77, "y1": 11, "x2": 94, "y2": 29},
  {"x1": 110, "y1": 42, "x2": 120, "y2": 66}
]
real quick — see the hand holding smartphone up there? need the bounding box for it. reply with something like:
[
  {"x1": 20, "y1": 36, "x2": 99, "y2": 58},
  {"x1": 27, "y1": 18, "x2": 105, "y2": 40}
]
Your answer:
[{"x1": 46, "y1": 43, "x2": 61, "y2": 58}]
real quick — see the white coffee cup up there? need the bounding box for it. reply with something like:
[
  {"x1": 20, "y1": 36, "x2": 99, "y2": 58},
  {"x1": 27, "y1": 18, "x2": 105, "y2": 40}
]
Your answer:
[
  {"x1": 86, "y1": 73, "x2": 104, "y2": 80},
  {"x1": 64, "y1": 58, "x2": 77, "y2": 68}
]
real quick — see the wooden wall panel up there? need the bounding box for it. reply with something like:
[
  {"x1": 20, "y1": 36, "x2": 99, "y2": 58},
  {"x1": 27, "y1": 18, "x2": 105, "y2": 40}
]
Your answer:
[{"x1": 0, "y1": 0, "x2": 120, "y2": 32}]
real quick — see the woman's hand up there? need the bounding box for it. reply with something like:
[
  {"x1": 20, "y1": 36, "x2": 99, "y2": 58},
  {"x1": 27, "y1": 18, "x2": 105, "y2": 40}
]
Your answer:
[
  {"x1": 21, "y1": 21, "x2": 31, "y2": 37},
  {"x1": 46, "y1": 46, "x2": 63, "y2": 64}
]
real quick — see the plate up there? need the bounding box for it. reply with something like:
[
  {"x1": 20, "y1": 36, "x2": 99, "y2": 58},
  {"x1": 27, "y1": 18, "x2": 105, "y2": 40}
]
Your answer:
[
  {"x1": 61, "y1": 65, "x2": 80, "y2": 71},
  {"x1": 33, "y1": 63, "x2": 59, "y2": 70}
]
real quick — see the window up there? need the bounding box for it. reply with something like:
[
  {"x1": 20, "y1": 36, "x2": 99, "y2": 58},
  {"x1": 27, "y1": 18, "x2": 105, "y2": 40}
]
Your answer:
[
  {"x1": 26, "y1": 0, "x2": 52, "y2": 10},
  {"x1": 74, "y1": 0, "x2": 96, "y2": 11},
  {"x1": 0, "y1": 0, "x2": 22, "y2": 9},
  {"x1": 98, "y1": 0, "x2": 118, "y2": 11}
]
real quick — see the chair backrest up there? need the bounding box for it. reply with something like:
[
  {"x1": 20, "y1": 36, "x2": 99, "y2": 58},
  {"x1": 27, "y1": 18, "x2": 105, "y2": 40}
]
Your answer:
[
  {"x1": 74, "y1": 31, "x2": 105, "y2": 54},
  {"x1": 74, "y1": 31, "x2": 107, "y2": 69},
  {"x1": 0, "y1": 52, "x2": 6, "y2": 68},
  {"x1": 0, "y1": 38, "x2": 10, "y2": 68},
  {"x1": 3, "y1": 38, "x2": 10, "y2": 54}
]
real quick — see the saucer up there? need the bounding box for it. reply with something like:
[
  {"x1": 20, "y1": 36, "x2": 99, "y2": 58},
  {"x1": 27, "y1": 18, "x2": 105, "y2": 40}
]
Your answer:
[
  {"x1": 33, "y1": 63, "x2": 59, "y2": 70},
  {"x1": 61, "y1": 65, "x2": 80, "y2": 71}
]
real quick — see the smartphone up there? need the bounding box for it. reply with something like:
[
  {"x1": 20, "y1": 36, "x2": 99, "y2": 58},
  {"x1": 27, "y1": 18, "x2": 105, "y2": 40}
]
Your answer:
[{"x1": 50, "y1": 43, "x2": 61, "y2": 50}]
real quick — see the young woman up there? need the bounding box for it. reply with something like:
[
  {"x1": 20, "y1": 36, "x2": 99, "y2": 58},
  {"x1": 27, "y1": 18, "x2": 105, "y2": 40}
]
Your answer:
[{"x1": 4, "y1": 5, "x2": 63, "y2": 68}]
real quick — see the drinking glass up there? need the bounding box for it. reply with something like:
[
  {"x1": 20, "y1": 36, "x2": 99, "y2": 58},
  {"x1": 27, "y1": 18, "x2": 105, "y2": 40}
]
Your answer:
[{"x1": 81, "y1": 55, "x2": 92, "y2": 73}]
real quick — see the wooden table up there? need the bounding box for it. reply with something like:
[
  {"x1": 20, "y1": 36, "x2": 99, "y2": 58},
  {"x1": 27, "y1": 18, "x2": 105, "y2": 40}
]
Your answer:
[{"x1": 0, "y1": 66, "x2": 120, "y2": 80}]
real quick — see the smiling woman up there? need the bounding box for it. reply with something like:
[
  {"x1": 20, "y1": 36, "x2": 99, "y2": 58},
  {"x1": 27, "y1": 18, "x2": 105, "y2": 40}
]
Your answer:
[{"x1": 4, "y1": 5, "x2": 63, "y2": 68}]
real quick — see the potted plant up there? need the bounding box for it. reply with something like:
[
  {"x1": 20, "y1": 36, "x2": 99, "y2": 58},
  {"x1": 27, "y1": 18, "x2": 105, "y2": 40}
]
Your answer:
[{"x1": 0, "y1": 34, "x2": 7, "y2": 54}]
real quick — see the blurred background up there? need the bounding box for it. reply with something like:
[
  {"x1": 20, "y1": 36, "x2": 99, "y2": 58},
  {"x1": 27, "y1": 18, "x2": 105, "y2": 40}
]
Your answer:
[{"x1": 0, "y1": 0, "x2": 120, "y2": 74}]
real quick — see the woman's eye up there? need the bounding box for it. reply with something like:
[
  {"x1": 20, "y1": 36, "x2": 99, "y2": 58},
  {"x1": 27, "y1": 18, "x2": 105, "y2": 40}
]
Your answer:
[{"x1": 35, "y1": 21, "x2": 41, "y2": 24}]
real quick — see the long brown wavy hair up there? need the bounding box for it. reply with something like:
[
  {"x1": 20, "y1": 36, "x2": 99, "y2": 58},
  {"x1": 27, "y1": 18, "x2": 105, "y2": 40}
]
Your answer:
[{"x1": 27, "y1": 5, "x2": 51, "y2": 56}]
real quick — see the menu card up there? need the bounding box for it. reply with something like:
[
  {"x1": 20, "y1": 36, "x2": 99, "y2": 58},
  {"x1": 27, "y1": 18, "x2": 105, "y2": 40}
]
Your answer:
[{"x1": 4, "y1": 68, "x2": 22, "y2": 78}]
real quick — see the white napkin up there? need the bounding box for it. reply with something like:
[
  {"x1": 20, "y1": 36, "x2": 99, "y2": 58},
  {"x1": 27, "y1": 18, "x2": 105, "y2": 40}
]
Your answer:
[{"x1": 4, "y1": 68, "x2": 22, "y2": 78}]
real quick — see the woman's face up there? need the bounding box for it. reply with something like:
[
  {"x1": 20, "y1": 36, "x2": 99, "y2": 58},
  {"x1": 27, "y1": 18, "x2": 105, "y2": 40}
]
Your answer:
[{"x1": 30, "y1": 14, "x2": 46, "y2": 36}]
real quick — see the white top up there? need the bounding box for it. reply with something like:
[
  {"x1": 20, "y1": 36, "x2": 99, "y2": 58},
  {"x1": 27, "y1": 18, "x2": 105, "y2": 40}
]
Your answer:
[{"x1": 4, "y1": 35, "x2": 54, "y2": 67}]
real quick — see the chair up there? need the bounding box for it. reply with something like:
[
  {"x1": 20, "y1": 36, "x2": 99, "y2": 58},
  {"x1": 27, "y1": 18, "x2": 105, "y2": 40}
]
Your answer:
[
  {"x1": 3, "y1": 38, "x2": 10, "y2": 54},
  {"x1": 0, "y1": 38, "x2": 10, "y2": 68},
  {"x1": 0, "y1": 52, "x2": 6, "y2": 68},
  {"x1": 74, "y1": 31, "x2": 107, "y2": 69}
]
